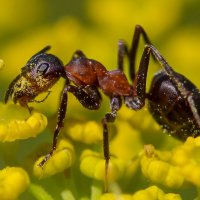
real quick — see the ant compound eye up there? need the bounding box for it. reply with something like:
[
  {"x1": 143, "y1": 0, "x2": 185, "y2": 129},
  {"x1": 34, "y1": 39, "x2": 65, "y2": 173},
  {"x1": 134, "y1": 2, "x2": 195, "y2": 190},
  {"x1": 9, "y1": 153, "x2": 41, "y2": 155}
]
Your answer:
[{"x1": 37, "y1": 63, "x2": 50, "y2": 74}]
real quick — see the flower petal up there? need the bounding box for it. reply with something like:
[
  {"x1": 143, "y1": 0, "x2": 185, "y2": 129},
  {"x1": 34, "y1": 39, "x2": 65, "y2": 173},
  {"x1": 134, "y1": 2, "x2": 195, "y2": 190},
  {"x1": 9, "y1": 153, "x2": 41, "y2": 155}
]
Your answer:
[
  {"x1": 0, "y1": 167, "x2": 30, "y2": 200},
  {"x1": 0, "y1": 103, "x2": 47, "y2": 142},
  {"x1": 140, "y1": 145, "x2": 184, "y2": 188},
  {"x1": 66, "y1": 120, "x2": 102, "y2": 144},
  {"x1": 172, "y1": 136, "x2": 200, "y2": 187},
  {"x1": 80, "y1": 149, "x2": 125, "y2": 182},
  {"x1": 33, "y1": 139, "x2": 75, "y2": 178}
]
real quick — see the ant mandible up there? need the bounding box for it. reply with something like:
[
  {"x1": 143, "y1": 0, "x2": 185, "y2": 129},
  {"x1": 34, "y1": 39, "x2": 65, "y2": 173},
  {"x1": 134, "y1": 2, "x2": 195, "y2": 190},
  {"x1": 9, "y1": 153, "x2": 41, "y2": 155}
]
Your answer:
[{"x1": 5, "y1": 25, "x2": 200, "y2": 192}]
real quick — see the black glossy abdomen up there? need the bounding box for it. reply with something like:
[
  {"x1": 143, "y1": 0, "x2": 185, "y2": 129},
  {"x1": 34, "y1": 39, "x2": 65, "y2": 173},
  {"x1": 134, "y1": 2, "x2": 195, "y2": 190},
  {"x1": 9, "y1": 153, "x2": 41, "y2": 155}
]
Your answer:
[{"x1": 148, "y1": 70, "x2": 200, "y2": 140}]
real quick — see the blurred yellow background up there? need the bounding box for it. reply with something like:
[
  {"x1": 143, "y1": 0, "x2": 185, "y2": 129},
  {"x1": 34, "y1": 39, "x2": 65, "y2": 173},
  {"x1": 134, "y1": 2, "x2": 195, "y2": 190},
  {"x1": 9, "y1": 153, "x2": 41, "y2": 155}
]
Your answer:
[{"x1": 0, "y1": 1, "x2": 200, "y2": 199}]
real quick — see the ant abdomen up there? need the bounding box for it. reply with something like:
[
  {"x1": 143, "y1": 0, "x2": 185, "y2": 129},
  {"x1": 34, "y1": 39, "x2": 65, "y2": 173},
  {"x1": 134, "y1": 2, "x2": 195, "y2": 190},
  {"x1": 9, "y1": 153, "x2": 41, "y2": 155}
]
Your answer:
[{"x1": 148, "y1": 70, "x2": 200, "y2": 140}]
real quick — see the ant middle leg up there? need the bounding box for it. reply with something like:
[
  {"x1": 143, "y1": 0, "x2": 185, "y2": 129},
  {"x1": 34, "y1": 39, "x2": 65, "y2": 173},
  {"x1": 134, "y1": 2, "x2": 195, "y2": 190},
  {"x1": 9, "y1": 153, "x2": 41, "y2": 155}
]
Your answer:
[
  {"x1": 101, "y1": 96, "x2": 122, "y2": 192},
  {"x1": 33, "y1": 91, "x2": 51, "y2": 103},
  {"x1": 67, "y1": 84, "x2": 122, "y2": 192}
]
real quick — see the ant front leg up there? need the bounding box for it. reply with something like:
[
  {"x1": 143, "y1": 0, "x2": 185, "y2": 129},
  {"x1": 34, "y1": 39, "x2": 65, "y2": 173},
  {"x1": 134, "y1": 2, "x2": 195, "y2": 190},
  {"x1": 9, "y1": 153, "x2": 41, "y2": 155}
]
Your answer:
[
  {"x1": 38, "y1": 83, "x2": 102, "y2": 167},
  {"x1": 5, "y1": 74, "x2": 21, "y2": 103},
  {"x1": 67, "y1": 85, "x2": 102, "y2": 110},
  {"x1": 102, "y1": 96, "x2": 122, "y2": 192},
  {"x1": 39, "y1": 81, "x2": 69, "y2": 167},
  {"x1": 32, "y1": 91, "x2": 51, "y2": 103}
]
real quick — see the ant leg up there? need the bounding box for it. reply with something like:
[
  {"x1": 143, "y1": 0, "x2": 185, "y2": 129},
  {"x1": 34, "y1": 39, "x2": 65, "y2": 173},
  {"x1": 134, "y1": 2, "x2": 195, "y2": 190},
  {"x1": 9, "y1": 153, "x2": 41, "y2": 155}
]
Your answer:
[
  {"x1": 129, "y1": 25, "x2": 152, "y2": 80},
  {"x1": 38, "y1": 84, "x2": 102, "y2": 167},
  {"x1": 102, "y1": 96, "x2": 122, "y2": 192},
  {"x1": 117, "y1": 40, "x2": 128, "y2": 71},
  {"x1": 38, "y1": 81, "x2": 68, "y2": 167},
  {"x1": 33, "y1": 91, "x2": 51, "y2": 103},
  {"x1": 67, "y1": 85, "x2": 102, "y2": 110},
  {"x1": 147, "y1": 45, "x2": 179, "y2": 79},
  {"x1": 117, "y1": 25, "x2": 152, "y2": 73},
  {"x1": 130, "y1": 43, "x2": 200, "y2": 128},
  {"x1": 67, "y1": 85, "x2": 116, "y2": 188},
  {"x1": 187, "y1": 93, "x2": 200, "y2": 127},
  {"x1": 147, "y1": 45, "x2": 192, "y2": 97},
  {"x1": 5, "y1": 74, "x2": 21, "y2": 103},
  {"x1": 125, "y1": 45, "x2": 151, "y2": 110},
  {"x1": 66, "y1": 85, "x2": 121, "y2": 191}
]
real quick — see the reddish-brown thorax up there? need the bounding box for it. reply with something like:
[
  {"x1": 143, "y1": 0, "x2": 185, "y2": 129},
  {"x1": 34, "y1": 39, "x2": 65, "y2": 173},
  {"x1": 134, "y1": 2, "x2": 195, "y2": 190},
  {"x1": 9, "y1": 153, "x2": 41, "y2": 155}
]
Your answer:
[{"x1": 65, "y1": 58, "x2": 132, "y2": 96}]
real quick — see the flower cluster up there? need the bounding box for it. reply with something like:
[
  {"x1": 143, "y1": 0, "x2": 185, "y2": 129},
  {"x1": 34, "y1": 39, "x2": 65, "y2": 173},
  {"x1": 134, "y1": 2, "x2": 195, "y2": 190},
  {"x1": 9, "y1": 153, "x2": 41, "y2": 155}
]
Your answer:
[{"x1": 1, "y1": 99, "x2": 200, "y2": 199}]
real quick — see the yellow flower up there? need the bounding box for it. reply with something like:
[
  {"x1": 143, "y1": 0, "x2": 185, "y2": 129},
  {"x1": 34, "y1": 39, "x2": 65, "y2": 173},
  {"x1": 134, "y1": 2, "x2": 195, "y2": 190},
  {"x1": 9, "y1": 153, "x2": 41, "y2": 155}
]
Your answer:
[
  {"x1": 33, "y1": 139, "x2": 75, "y2": 178},
  {"x1": 0, "y1": 167, "x2": 30, "y2": 200},
  {"x1": 100, "y1": 193, "x2": 133, "y2": 200},
  {"x1": 100, "y1": 185, "x2": 182, "y2": 200},
  {"x1": 140, "y1": 145, "x2": 184, "y2": 188},
  {"x1": 132, "y1": 185, "x2": 182, "y2": 200},
  {"x1": 0, "y1": 102, "x2": 47, "y2": 142},
  {"x1": 172, "y1": 136, "x2": 200, "y2": 187},
  {"x1": 66, "y1": 120, "x2": 102, "y2": 144},
  {"x1": 80, "y1": 149, "x2": 126, "y2": 182}
]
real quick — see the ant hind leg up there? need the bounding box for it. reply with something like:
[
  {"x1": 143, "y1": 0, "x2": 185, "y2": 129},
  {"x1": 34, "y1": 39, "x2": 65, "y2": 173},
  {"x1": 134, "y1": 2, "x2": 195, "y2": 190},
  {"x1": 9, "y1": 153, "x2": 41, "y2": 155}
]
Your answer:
[
  {"x1": 117, "y1": 39, "x2": 128, "y2": 71},
  {"x1": 129, "y1": 25, "x2": 153, "y2": 80},
  {"x1": 125, "y1": 46, "x2": 151, "y2": 110}
]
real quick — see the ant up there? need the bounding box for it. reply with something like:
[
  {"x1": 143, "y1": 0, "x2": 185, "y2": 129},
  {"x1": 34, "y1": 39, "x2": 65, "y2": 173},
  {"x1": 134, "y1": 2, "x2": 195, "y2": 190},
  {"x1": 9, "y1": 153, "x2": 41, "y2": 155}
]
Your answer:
[{"x1": 5, "y1": 25, "x2": 200, "y2": 192}]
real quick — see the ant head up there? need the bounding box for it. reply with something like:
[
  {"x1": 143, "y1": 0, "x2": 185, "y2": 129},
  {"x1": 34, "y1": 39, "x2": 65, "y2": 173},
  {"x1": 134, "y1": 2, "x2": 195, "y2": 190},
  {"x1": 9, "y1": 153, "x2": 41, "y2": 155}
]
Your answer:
[
  {"x1": 22, "y1": 46, "x2": 65, "y2": 79},
  {"x1": 5, "y1": 46, "x2": 65, "y2": 107}
]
